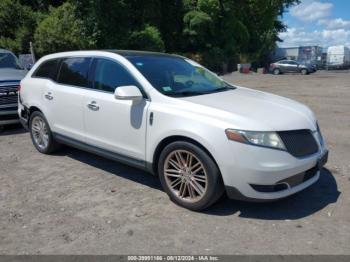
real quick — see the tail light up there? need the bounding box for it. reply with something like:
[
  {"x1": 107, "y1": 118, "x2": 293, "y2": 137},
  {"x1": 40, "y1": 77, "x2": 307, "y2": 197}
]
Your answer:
[{"x1": 17, "y1": 85, "x2": 21, "y2": 92}]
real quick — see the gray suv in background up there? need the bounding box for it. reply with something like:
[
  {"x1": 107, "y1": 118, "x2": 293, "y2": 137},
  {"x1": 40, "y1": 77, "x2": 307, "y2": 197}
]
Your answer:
[
  {"x1": 269, "y1": 60, "x2": 316, "y2": 75},
  {"x1": 0, "y1": 49, "x2": 27, "y2": 127}
]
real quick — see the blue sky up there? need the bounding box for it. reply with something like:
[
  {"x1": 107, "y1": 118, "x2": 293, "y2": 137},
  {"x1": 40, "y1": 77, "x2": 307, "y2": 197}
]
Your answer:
[{"x1": 279, "y1": 0, "x2": 350, "y2": 47}]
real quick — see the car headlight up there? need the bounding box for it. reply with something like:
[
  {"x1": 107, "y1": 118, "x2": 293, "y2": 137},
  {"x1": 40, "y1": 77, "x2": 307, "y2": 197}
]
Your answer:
[{"x1": 225, "y1": 129, "x2": 286, "y2": 150}]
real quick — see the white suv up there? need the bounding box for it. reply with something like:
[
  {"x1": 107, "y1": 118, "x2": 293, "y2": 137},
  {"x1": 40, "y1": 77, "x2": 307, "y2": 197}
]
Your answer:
[{"x1": 19, "y1": 50, "x2": 328, "y2": 210}]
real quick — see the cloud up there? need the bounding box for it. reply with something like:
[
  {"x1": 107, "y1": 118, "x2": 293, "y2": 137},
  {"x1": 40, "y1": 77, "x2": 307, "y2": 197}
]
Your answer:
[
  {"x1": 279, "y1": 27, "x2": 350, "y2": 47},
  {"x1": 290, "y1": 1, "x2": 333, "y2": 22},
  {"x1": 318, "y1": 18, "x2": 350, "y2": 30}
]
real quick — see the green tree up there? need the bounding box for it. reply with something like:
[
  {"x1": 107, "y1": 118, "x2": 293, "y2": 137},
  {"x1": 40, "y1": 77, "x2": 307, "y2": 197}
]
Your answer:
[
  {"x1": 182, "y1": 0, "x2": 299, "y2": 71},
  {"x1": 19, "y1": 0, "x2": 65, "y2": 11},
  {"x1": 0, "y1": 0, "x2": 37, "y2": 54},
  {"x1": 72, "y1": 0, "x2": 163, "y2": 49},
  {"x1": 34, "y1": 2, "x2": 96, "y2": 56},
  {"x1": 1, "y1": 0, "x2": 301, "y2": 72},
  {"x1": 158, "y1": 0, "x2": 185, "y2": 52},
  {"x1": 235, "y1": 0, "x2": 300, "y2": 65}
]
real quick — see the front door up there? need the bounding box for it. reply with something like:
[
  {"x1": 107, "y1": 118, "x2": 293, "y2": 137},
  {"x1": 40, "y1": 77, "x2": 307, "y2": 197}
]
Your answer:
[
  {"x1": 83, "y1": 58, "x2": 149, "y2": 163},
  {"x1": 286, "y1": 61, "x2": 299, "y2": 72}
]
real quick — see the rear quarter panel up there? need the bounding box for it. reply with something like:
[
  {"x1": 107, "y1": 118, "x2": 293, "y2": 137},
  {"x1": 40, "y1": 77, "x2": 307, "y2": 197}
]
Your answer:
[{"x1": 20, "y1": 77, "x2": 45, "y2": 116}]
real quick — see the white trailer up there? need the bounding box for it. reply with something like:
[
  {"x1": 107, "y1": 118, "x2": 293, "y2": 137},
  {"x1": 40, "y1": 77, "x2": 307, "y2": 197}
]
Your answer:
[{"x1": 327, "y1": 45, "x2": 350, "y2": 69}]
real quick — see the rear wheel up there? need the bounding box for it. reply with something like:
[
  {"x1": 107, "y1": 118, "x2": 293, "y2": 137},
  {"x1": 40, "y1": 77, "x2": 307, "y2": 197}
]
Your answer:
[
  {"x1": 29, "y1": 111, "x2": 60, "y2": 154},
  {"x1": 273, "y1": 68, "x2": 280, "y2": 75},
  {"x1": 158, "y1": 141, "x2": 224, "y2": 211}
]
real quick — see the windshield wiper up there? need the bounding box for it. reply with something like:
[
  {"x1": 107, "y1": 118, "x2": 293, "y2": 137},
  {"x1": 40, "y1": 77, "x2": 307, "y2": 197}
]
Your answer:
[
  {"x1": 204, "y1": 86, "x2": 236, "y2": 94},
  {"x1": 165, "y1": 85, "x2": 235, "y2": 97},
  {"x1": 165, "y1": 91, "x2": 209, "y2": 97}
]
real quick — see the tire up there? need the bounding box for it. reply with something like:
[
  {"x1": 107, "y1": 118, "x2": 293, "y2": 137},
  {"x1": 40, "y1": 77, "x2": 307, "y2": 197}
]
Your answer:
[
  {"x1": 301, "y1": 69, "x2": 308, "y2": 75},
  {"x1": 158, "y1": 141, "x2": 224, "y2": 211},
  {"x1": 273, "y1": 68, "x2": 280, "y2": 75},
  {"x1": 29, "y1": 111, "x2": 60, "y2": 154}
]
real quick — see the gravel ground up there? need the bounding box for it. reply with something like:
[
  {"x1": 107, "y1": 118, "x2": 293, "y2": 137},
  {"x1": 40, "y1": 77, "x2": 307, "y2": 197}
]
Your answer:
[{"x1": 0, "y1": 70, "x2": 349, "y2": 255}]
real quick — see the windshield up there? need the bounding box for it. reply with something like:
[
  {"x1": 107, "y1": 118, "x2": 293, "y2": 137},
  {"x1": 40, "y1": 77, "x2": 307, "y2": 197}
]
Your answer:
[
  {"x1": 0, "y1": 52, "x2": 22, "y2": 69},
  {"x1": 126, "y1": 55, "x2": 234, "y2": 97}
]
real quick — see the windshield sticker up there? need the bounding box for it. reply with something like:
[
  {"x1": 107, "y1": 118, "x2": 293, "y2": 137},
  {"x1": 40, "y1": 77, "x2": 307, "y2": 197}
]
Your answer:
[
  {"x1": 136, "y1": 62, "x2": 143, "y2": 66},
  {"x1": 162, "y1": 86, "x2": 172, "y2": 92}
]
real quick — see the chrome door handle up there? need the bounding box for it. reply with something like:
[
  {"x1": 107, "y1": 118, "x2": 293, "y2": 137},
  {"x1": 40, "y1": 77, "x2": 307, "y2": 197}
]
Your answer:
[
  {"x1": 44, "y1": 92, "x2": 53, "y2": 100},
  {"x1": 87, "y1": 101, "x2": 100, "y2": 111}
]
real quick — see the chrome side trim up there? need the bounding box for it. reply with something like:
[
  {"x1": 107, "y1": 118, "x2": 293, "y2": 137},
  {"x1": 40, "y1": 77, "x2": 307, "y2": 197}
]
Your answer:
[{"x1": 52, "y1": 132, "x2": 151, "y2": 172}]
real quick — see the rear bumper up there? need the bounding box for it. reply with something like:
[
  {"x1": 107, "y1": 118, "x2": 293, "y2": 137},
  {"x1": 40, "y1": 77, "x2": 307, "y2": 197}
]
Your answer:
[
  {"x1": 18, "y1": 103, "x2": 29, "y2": 130},
  {"x1": 19, "y1": 116, "x2": 29, "y2": 130}
]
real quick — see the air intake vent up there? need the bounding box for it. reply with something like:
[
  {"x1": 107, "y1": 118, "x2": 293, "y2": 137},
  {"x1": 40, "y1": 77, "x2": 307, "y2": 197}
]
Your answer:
[{"x1": 278, "y1": 129, "x2": 318, "y2": 157}]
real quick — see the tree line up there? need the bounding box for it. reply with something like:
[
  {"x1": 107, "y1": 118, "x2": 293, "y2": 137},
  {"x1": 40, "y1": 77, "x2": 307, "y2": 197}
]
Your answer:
[{"x1": 0, "y1": 0, "x2": 299, "y2": 72}]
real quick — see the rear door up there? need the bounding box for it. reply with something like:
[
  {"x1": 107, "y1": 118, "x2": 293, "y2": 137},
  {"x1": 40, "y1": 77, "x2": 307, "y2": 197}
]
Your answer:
[
  {"x1": 45, "y1": 57, "x2": 91, "y2": 142},
  {"x1": 31, "y1": 58, "x2": 60, "y2": 124},
  {"x1": 83, "y1": 57, "x2": 149, "y2": 162},
  {"x1": 288, "y1": 61, "x2": 299, "y2": 72}
]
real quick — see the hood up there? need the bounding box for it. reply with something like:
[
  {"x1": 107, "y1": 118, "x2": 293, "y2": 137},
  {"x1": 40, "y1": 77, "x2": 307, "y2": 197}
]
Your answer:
[
  {"x1": 0, "y1": 68, "x2": 27, "y2": 82},
  {"x1": 180, "y1": 87, "x2": 317, "y2": 131}
]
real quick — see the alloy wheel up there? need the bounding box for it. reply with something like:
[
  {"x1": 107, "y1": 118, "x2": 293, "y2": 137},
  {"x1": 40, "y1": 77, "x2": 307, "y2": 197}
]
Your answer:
[
  {"x1": 31, "y1": 116, "x2": 49, "y2": 150},
  {"x1": 163, "y1": 150, "x2": 208, "y2": 203}
]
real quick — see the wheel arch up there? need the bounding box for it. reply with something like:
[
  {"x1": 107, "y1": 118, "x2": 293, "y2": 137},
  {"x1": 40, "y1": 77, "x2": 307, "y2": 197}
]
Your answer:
[
  {"x1": 28, "y1": 106, "x2": 43, "y2": 116},
  {"x1": 152, "y1": 135, "x2": 220, "y2": 176}
]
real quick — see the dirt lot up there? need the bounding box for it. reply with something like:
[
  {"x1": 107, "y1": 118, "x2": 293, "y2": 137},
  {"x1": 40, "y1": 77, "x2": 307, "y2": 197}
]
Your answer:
[{"x1": 0, "y1": 70, "x2": 349, "y2": 255}]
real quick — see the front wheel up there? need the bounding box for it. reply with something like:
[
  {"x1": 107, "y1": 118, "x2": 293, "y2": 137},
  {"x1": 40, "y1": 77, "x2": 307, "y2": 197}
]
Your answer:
[
  {"x1": 273, "y1": 68, "x2": 280, "y2": 75},
  {"x1": 301, "y1": 69, "x2": 308, "y2": 75},
  {"x1": 158, "y1": 141, "x2": 224, "y2": 211}
]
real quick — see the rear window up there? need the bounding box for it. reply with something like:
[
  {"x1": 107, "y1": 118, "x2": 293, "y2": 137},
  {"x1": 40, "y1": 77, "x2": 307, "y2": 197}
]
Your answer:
[
  {"x1": 57, "y1": 57, "x2": 91, "y2": 87},
  {"x1": 32, "y1": 59, "x2": 60, "y2": 80}
]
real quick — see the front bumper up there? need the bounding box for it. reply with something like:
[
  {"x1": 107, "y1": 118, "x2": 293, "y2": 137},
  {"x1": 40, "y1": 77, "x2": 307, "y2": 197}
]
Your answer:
[
  {"x1": 218, "y1": 137, "x2": 328, "y2": 201},
  {"x1": 0, "y1": 105, "x2": 19, "y2": 126}
]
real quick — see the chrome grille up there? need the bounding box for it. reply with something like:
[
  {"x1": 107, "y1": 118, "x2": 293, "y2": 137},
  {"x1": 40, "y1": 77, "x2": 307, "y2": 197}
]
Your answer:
[
  {"x1": 278, "y1": 129, "x2": 319, "y2": 157},
  {"x1": 0, "y1": 83, "x2": 19, "y2": 106}
]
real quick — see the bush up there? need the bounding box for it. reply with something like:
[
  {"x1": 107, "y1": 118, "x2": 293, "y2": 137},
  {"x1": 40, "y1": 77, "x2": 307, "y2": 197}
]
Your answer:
[
  {"x1": 128, "y1": 25, "x2": 165, "y2": 52},
  {"x1": 202, "y1": 47, "x2": 226, "y2": 74}
]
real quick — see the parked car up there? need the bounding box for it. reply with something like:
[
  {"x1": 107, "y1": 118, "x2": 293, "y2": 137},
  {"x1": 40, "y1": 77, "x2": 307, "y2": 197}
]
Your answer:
[
  {"x1": 269, "y1": 60, "x2": 316, "y2": 75},
  {"x1": 0, "y1": 49, "x2": 27, "y2": 127},
  {"x1": 19, "y1": 51, "x2": 328, "y2": 210}
]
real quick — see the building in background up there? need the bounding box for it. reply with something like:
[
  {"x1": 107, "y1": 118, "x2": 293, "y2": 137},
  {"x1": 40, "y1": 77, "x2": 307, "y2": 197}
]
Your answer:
[
  {"x1": 271, "y1": 47, "x2": 299, "y2": 61},
  {"x1": 327, "y1": 45, "x2": 350, "y2": 69}
]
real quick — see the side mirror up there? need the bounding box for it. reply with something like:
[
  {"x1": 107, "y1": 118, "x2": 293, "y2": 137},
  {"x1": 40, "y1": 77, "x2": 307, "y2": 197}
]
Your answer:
[{"x1": 114, "y1": 85, "x2": 143, "y2": 102}]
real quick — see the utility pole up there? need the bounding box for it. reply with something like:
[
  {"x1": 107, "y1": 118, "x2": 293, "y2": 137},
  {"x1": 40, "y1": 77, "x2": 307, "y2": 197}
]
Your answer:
[{"x1": 30, "y1": 41, "x2": 36, "y2": 63}]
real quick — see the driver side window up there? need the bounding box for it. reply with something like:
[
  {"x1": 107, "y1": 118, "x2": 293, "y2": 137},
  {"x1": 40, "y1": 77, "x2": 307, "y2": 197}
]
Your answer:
[{"x1": 93, "y1": 58, "x2": 139, "y2": 93}]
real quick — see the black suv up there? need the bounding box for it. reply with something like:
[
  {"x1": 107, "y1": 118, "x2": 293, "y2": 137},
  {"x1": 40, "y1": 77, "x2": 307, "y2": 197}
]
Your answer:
[
  {"x1": 0, "y1": 49, "x2": 27, "y2": 127},
  {"x1": 269, "y1": 60, "x2": 316, "y2": 75}
]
